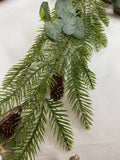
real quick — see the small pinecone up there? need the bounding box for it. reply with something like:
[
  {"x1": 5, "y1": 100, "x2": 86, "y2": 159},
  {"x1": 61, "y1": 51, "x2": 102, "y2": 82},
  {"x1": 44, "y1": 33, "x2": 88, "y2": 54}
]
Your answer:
[
  {"x1": 50, "y1": 73, "x2": 64, "y2": 101},
  {"x1": 0, "y1": 112, "x2": 22, "y2": 140},
  {"x1": 69, "y1": 154, "x2": 80, "y2": 160}
]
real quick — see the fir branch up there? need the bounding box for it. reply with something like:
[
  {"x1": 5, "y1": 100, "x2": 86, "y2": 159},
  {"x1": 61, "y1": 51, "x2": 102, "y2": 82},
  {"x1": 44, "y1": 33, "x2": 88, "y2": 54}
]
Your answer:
[
  {"x1": 0, "y1": 0, "x2": 109, "y2": 159},
  {"x1": 0, "y1": 30, "x2": 47, "y2": 112},
  {"x1": 46, "y1": 99, "x2": 73, "y2": 151},
  {"x1": 76, "y1": 56, "x2": 96, "y2": 90},
  {"x1": 0, "y1": 36, "x2": 65, "y2": 112},
  {"x1": 66, "y1": 54, "x2": 93, "y2": 129},
  {"x1": 3, "y1": 69, "x2": 53, "y2": 160},
  {"x1": 4, "y1": 100, "x2": 47, "y2": 160},
  {"x1": 60, "y1": 48, "x2": 70, "y2": 75},
  {"x1": 80, "y1": 64, "x2": 96, "y2": 90},
  {"x1": 95, "y1": 0, "x2": 109, "y2": 27},
  {"x1": 2, "y1": 30, "x2": 46, "y2": 90},
  {"x1": 0, "y1": 62, "x2": 45, "y2": 110},
  {"x1": 83, "y1": 0, "x2": 109, "y2": 51},
  {"x1": 66, "y1": 38, "x2": 96, "y2": 90}
]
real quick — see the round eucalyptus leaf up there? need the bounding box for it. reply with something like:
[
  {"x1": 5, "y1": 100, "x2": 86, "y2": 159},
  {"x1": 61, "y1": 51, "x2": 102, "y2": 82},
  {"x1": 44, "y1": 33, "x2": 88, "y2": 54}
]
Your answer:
[
  {"x1": 44, "y1": 19, "x2": 63, "y2": 41},
  {"x1": 73, "y1": 17, "x2": 86, "y2": 40},
  {"x1": 55, "y1": 0, "x2": 76, "y2": 18},
  {"x1": 63, "y1": 14, "x2": 77, "y2": 35},
  {"x1": 39, "y1": 1, "x2": 51, "y2": 22}
]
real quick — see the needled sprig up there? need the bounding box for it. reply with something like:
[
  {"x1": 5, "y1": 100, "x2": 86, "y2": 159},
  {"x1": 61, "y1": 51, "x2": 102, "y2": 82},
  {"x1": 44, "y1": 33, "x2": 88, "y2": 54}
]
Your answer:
[{"x1": 0, "y1": 0, "x2": 109, "y2": 160}]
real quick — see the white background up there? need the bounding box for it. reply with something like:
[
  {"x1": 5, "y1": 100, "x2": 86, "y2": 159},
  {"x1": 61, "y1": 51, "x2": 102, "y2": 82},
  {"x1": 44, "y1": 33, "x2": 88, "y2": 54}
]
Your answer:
[{"x1": 0, "y1": 1, "x2": 120, "y2": 160}]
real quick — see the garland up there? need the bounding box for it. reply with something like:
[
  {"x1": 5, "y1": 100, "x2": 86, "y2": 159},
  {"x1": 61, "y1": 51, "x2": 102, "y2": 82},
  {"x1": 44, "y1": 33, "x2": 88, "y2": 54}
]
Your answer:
[{"x1": 0, "y1": 0, "x2": 110, "y2": 159}]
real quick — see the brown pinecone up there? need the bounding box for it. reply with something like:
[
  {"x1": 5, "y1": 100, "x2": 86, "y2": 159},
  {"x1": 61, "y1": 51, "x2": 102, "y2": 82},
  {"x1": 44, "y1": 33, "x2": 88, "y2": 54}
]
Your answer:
[
  {"x1": 0, "y1": 105, "x2": 23, "y2": 141},
  {"x1": 69, "y1": 154, "x2": 80, "y2": 160},
  {"x1": 50, "y1": 73, "x2": 64, "y2": 101}
]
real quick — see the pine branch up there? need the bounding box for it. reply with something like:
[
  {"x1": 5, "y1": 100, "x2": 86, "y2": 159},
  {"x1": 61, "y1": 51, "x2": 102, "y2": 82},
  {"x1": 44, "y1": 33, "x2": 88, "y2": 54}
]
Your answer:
[
  {"x1": 4, "y1": 100, "x2": 47, "y2": 160},
  {"x1": 78, "y1": 59, "x2": 96, "y2": 90},
  {"x1": 81, "y1": 65, "x2": 96, "y2": 90},
  {"x1": 0, "y1": 0, "x2": 109, "y2": 159},
  {"x1": 2, "y1": 30, "x2": 46, "y2": 90},
  {"x1": 66, "y1": 54, "x2": 93, "y2": 129},
  {"x1": 96, "y1": 0, "x2": 109, "y2": 27},
  {"x1": 66, "y1": 39, "x2": 96, "y2": 90},
  {"x1": 83, "y1": 0, "x2": 109, "y2": 51},
  {"x1": 0, "y1": 30, "x2": 47, "y2": 112},
  {"x1": 0, "y1": 62, "x2": 45, "y2": 111},
  {"x1": 0, "y1": 36, "x2": 65, "y2": 112},
  {"x1": 46, "y1": 99, "x2": 73, "y2": 151}
]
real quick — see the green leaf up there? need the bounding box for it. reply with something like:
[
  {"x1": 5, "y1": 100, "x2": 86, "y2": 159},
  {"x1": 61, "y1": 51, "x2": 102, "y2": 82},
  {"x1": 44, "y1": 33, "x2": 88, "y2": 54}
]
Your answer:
[
  {"x1": 39, "y1": 1, "x2": 51, "y2": 22},
  {"x1": 55, "y1": 0, "x2": 76, "y2": 18},
  {"x1": 40, "y1": 8, "x2": 45, "y2": 19},
  {"x1": 44, "y1": 19, "x2": 63, "y2": 41},
  {"x1": 62, "y1": 14, "x2": 77, "y2": 35},
  {"x1": 73, "y1": 17, "x2": 86, "y2": 40}
]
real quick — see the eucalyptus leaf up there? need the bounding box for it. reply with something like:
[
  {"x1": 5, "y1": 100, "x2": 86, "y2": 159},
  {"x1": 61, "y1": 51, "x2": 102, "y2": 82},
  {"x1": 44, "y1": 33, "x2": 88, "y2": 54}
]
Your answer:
[
  {"x1": 44, "y1": 19, "x2": 63, "y2": 41},
  {"x1": 55, "y1": 0, "x2": 76, "y2": 18},
  {"x1": 62, "y1": 14, "x2": 77, "y2": 35},
  {"x1": 73, "y1": 17, "x2": 86, "y2": 40},
  {"x1": 39, "y1": 1, "x2": 51, "y2": 22}
]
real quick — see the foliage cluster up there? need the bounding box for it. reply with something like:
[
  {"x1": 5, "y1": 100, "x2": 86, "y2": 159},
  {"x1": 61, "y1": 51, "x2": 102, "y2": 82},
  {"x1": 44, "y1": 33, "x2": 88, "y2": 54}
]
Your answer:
[
  {"x1": 0, "y1": 0, "x2": 109, "y2": 160},
  {"x1": 41, "y1": 0, "x2": 86, "y2": 40}
]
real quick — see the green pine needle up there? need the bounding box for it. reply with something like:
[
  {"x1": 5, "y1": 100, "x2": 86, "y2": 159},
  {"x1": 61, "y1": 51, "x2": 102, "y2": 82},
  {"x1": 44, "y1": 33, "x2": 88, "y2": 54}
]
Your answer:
[
  {"x1": 0, "y1": 0, "x2": 109, "y2": 159},
  {"x1": 46, "y1": 99, "x2": 73, "y2": 151},
  {"x1": 66, "y1": 54, "x2": 93, "y2": 129}
]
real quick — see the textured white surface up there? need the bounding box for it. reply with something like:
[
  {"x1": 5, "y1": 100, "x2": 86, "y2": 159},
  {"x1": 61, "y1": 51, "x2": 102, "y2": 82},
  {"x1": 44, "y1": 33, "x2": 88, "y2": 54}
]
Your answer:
[{"x1": 0, "y1": 1, "x2": 120, "y2": 160}]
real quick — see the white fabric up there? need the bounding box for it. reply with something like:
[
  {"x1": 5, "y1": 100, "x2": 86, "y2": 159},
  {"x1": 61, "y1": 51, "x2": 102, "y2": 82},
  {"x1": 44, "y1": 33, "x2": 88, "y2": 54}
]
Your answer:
[{"x1": 0, "y1": 1, "x2": 120, "y2": 160}]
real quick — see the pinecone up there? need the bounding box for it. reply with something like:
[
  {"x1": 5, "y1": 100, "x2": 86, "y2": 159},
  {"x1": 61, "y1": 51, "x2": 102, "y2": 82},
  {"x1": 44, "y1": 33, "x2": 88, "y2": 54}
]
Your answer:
[
  {"x1": 0, "y1": 112, "x2": 21, "y2": 140},
  {"x1": 69, "y1": 154, "x2": 80, "y2": 160},
  {"x1": 50, "y1": 73, "x2": 64, "y2": 101},
  {"x1": 0, "y1": 105, "x2": 23, "y2": 141}
]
